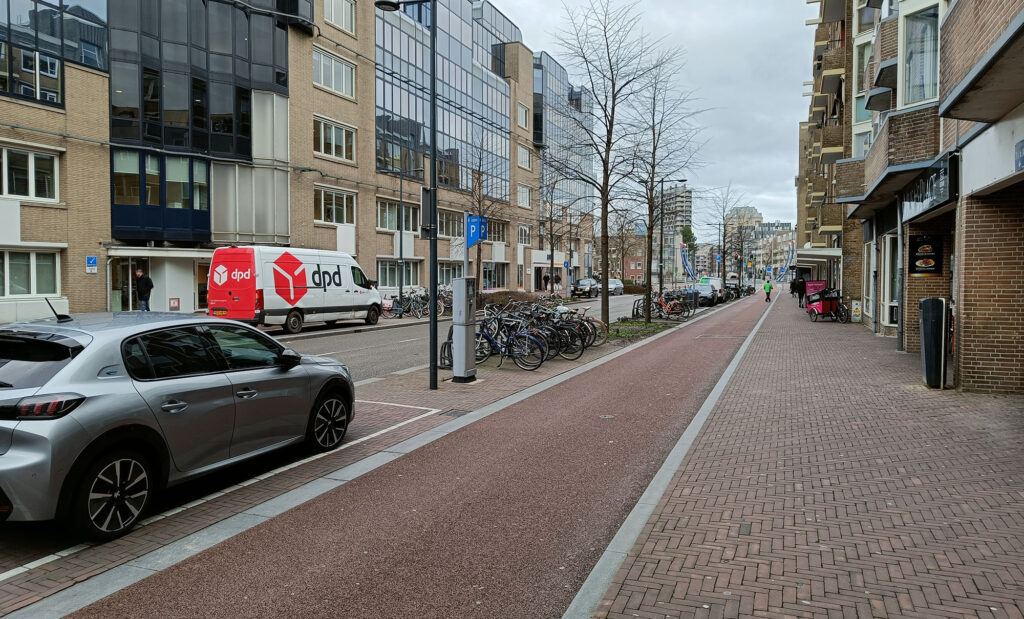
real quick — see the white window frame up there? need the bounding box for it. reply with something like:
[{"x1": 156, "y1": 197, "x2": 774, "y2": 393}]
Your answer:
[
  {"x1": 517, "y1": 184, "x2": 531, "y2": 209},
  {"x1": 0, "y1": 251, "x2": 62, "y2": 297},
  {"x1": 517, "y1": 224, "x2": 531, "y2": 246},
  {"x1": 1, "y1": 147, "x2": 60, "y2": 202},
  {"x1": 517, "y1": 144, "x2": 532, "y2": 170},
  {"x1": 482, "y1": 262, "x2": 507, "y2": 290},
  {"x1": 488, "y1": 221, "x2": 507, "y2": 243},
  {"x1": 313, "y1": 47, "x2": 356, "y2": 99},
  {"x1": 376, "y1": 259, "x2": 419, "y2": 287},
  {"x1": 517, "y1": 103, "x2": 529, "y2": 129},
  {"x1": 376, "y1": 198, "x2": 419, "y2": 233},
  {"x1": 38, "y1": 54, "x2": 59, "y2": 79},
  {"x1": 437, "y1": 209, "x2": 464, "y2": 238},
  {"x1": 438, "y1": 262, "x2": 464, "y2": 286},
  {"x1": 314, "y1": 185, "x2": 356, "y2": 224},
  {"x1": 902, "y1": 4, "x2": 940, "y2": 107},
  {"x1": 314, "y1": 116, "x2": 357, "y2": 163},
  {"x1": 324, "y1": 0, "x2": 356, "y2": 35}
]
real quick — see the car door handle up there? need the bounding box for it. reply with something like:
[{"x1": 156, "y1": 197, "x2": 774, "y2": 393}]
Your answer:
[
  {"x1": 236, "y1": 388, "x2": 258, "y2": 399},
  {"x1": 161, "y1": 400, "x2": 188, "y2": 413}
]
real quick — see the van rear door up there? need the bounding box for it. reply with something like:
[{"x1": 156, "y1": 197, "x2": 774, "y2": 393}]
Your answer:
[{"x1": 207, "y1": 248, "x2": 258, "y2": 320}]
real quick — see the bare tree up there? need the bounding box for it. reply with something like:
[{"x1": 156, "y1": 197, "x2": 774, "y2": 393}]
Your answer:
[
  {"x1": 538, "y1": 147, "x2": 595, "y2": 294},
  {"x1": 457, "y1": 129, "x2": 511, "y2": 299},
  {"x1": 697, "y1": 183, "x2": 749, "y2": 284},
  {"x1": 555, "y1": 0, "x2": 661, "y2": 325},
  {"x1": 628, "y1": 54, "x2": 703, "y2": 321},
  {"x1": 607, "y1": 208, "x2": 643, "y2": 280}
]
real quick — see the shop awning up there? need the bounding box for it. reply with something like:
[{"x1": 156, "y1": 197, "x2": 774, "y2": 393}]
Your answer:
[
  {"x1": 106, "y1": 246, "x2": 216, "y2": 259},
  {"x1": 796, "y1": 247, "x2": 841, "y2": 266}
]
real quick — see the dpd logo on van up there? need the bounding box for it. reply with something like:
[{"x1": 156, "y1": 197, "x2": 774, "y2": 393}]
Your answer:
[
  {"x1": 212, "y1": 264, "x2": 229, "y2": 286},
  {"x1": 272, "y1": 252, "x2": 308, "y2": 306}
]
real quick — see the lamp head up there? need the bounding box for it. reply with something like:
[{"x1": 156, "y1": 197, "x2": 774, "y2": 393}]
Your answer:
[{"x1": 375, "y1": 0, "x2": 401, "y2": 10}]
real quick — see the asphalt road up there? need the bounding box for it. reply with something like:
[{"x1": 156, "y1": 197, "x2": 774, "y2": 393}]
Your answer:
[{"x1": 278, "y1": 294, "x2": 644, "y2": 382}]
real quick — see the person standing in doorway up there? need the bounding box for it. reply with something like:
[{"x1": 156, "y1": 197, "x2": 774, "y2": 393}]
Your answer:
[
  {"x1": 795, "y1": 276, "x2": 807, "y2": 308},
  {"x1": 764, "y1": 278, "x2": 773, "y2": 302},
  {"x1": 135, "y1": 268, "x2": 154, "y2": 311}
]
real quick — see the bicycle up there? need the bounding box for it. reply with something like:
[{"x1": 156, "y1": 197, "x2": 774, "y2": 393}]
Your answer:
[{"x1": 475, "y1": 319, "x2": 546, "y2": 370}]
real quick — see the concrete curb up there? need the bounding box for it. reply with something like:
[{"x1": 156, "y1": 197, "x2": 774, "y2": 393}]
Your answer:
[{"x1": 563, "y1": 296, "x2": 775, "y2": 618}]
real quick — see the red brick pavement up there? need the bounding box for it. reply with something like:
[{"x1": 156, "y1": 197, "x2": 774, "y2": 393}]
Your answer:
[{"x1": 595, "y1": 299, "x2": 1024, "y2": 618}]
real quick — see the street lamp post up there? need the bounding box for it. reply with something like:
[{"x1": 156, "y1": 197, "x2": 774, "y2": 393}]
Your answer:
[
  {"x1": 658, "y1": 178, "x2": 687, "y2": 296},
  {"x1": 376, "y1": 0, "x2": 439, "y2": 390}
]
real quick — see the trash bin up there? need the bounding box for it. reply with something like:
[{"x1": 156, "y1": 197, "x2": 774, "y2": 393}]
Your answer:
[{"x1": 919, "y1": 297, "x2": 947, "y2": 389}]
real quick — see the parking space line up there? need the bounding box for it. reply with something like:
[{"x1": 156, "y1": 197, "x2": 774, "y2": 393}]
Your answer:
[{"x1": 0, "y1": 404, "x2": 441, "y2": 586}]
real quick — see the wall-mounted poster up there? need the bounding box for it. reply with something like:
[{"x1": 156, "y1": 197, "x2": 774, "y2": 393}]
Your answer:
[{"x1": 908, "y1": 235, "x2": 943, "y2": 278}]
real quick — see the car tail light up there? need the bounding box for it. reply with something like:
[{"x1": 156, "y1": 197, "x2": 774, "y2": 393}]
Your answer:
[
  {"x1": 7, "y1": 394, "x2": 85, "y2": 421},
  {"x1": 255, "y1": 289, "x2": 264, "y2": 311},
  {"x1": 0, "y1": 487, "x2": 11, "y2": 521}
]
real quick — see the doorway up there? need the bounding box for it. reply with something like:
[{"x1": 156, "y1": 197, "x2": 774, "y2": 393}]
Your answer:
[{"x1": 110, "y1": 257, "x2": 150, "y2": 311}]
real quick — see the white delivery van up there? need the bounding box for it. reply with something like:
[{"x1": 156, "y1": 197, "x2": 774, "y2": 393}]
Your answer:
[{"x1": 207, "y1": 246, "x2": 383, "y2": 334}]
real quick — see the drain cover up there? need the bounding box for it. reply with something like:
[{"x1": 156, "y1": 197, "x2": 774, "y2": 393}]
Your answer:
[{"x1": 599, "y1": 415, "x2": 615, "y2": 419}]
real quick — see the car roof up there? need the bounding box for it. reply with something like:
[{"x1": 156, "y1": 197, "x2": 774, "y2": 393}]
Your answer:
[{"x1": 0, "y1": 312, "x2": 232, "y2": 343}]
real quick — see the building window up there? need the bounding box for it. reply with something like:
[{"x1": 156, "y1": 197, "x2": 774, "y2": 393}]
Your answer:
[
  {"x1": 2, "y1": 46, "x2": 64, "y2": 105},
  {"x1": 0, "y1": 251, "x2": 60, "y2": 296},
  {"x1": 193, "y1": 160, "x2": 209, "y2": 210},
  {"x1": 489, "y1": 221, "x2": 507, "y2": 243},
  {"x1": 314, "y1": 186, "x2": 356, "y2": 224},
  {"x1": 111, "y1": 149, "x2": 209, "y2": 211},
  {"x1": 882, "y1": 234, "x2": 899, "y2": 324},
  {"x1": 324, "y1": 0, "x2": 356, "y2": 34},
  {"x1": 517, "y1": 144, "x2": 531, "y2": 170},
  {"x1": 313, "y1": 48, "x2": 355, "y2": 98},
  {"x1": 439, "y1": 262, "x2": 463, "y2": 286},
  {"x1": 314, "y1": 117, "x2": 356, "y2": 162},
  {"x1": 517, "y1": 184, "x2": 531, "y2": 208},
  {"x1": 2, "y1": 147, "x2": 59, "y2": 201},
  {"x1": 482, "y1": 262, "x2": 507, "y2": 289},
  {"x1": 165, "y1": 157, "x2": 190, "y2": 208},
  {"x1": 854, "y1": 131, "x2": 871, "y2": 158},
  {"x1": 377, "y1": 260, "x2": 418, "y2": 287},
  {"x1": 857, "y1": 4, "x2": 877, "y2": 34},
  {"x1": 517, "y1": 103, "x2": 529, "y2": 129},
  {"x1": 376, "y1": 198, "x2": 418, "y2": 232},
  {"x1": 438, "y1": 209, "x2": 464, "y2": 238},
  {"x1": 856, "y1": 43, "x2": 872, "y2": 94},
  {"x1": 518, "y1": 224, "x2": 531, "y2": 245},
  {"x1": 904, "y1": 7, "x2": 938, "y2": 105},
  {"x1": 855, "y1": 95, "x2": 871, "y2": 122}
]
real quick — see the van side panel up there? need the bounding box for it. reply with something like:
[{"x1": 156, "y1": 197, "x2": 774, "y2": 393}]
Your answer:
[{"x1": 207, "y1": 248, "x2": 258, "y2": 320}]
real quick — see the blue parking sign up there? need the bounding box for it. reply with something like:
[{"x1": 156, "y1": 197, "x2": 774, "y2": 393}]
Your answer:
[{"x1": 467, "y1": 215, "x2": 488, "y2": 248}]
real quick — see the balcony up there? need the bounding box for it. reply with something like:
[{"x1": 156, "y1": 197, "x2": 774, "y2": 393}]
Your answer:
[
  {"x1": 865, "y1": 87, "x2": 893, "y2": 111},
  {"x1": 844, "y1": 103, "x2": 940, "y2": 218},
  {"x1": 835, "y1": 158, "x2": 865, "y2": 200},
  {"x1": 940, "y1": 0, "x2": 1024, "y2": 122},
  {"x1": 820, "y1": 0, "x2": 846, "y2": 24}
]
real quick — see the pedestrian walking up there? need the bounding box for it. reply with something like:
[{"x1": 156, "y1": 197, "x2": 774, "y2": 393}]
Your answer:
[
  {"x1": 543, "y1": 272, "x2": 550, "y2": 290},
  {"x1": 135, "y1": 268, "x2": 154, "y2": 311},
  {"x1": 763, "y1": 278, "x2": 772, "y2": 302},
  {"x1": 795, "y1": 276, "x2": 807, "y2": 308}
]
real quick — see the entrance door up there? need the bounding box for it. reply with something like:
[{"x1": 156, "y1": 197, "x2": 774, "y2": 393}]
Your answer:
[
  {"x1": 111, "y1": 258, "x2": 151, "y2": 311},
  {"x1": 197, "y1": 261, "x2": 210, "y2": 311}
]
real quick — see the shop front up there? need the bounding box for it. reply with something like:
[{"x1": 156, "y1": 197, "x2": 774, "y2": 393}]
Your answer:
[{"x1": 106, "y1": 247, "x2": 215, "y2": 314}]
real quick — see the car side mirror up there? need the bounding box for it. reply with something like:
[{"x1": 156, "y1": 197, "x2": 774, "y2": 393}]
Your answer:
[{"x1": 279, "y1": 349, "x2": 302, "y2": 368}]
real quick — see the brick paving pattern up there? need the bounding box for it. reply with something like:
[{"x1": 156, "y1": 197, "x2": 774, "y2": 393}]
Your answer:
[{"x1": 595, "y1": 300, "x2": 1024, "y2": 618}]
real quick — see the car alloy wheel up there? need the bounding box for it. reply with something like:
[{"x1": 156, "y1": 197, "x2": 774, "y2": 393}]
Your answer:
[
  {"x1": 79, "y1": 453, "x2": 151, "y2": 539},
  {"x1": 312, "y1": 395, "x2": 348, "y2": 450}
]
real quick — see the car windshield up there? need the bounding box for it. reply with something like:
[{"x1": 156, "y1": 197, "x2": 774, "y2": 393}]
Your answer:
[
  {"x1": 695, "y1": 284, "x2": 714, "y2": 293},
  {"x1": 0, "y1": 332, "x2": 84, "y2": 389},
  {"x1": 577, "y1": 279, "x2": 596, "y2": 286}
]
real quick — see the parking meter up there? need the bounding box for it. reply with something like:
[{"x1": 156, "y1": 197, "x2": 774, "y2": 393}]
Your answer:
[{"x1": 452, "y1": 277, "x2": 477, "y2": 383}]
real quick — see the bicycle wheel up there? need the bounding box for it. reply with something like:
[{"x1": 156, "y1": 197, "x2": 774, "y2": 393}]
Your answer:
[
  {"x1": 510, "y1": 334, "x2": 545, "y2": 371},
  {"x1": 838, "y1": 305, "x2": 850, "y2": 323},
  {"x1": 536, "y1": 326, "x2": 561, "y2": 360},
  {"x1": 556, "y1": 327, "x2": 585, "y2": 361},
  {"x1": 475, "y1": 334, "x2": 493, "y2": 363},
  {"x1": 578, "y1": 319, "x2": 597, "y2": 348},
  {"x1": 439, "y1": 340, "x2": 453, "y2": 369},
  {"x1": 587, "y1": 318, "x2": 609, "y2": 346}
]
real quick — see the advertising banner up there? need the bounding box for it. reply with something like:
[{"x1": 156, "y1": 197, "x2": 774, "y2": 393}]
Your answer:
[
  {"x1": 805, "y1": 280, "x2": 827, "y2": 296},
  {"x1": 908, "y1": 234, "x2": 943, "y2": 278}
]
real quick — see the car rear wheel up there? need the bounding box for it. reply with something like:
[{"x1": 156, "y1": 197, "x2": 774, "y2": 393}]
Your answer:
[
  {"x1": 284, "y1": 310, "x2": 303, "y2": 334},
  {"x1": 71, "y1": 450, "x2": 153, "y2": 542},
  {"x1": 307, "y1": 391, "x2": 349, "y2": 452}
]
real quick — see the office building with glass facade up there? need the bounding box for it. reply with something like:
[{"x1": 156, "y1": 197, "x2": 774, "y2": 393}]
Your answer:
[{"x1": 0, "y1": 0, "x2": 590, "y2": 320}]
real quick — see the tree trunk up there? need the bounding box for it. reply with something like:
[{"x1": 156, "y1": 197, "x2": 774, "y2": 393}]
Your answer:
[{"x1": 644, "y1": 218, "x2": 654, "y2": 323}]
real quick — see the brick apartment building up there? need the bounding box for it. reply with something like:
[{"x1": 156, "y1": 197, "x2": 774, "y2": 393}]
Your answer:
[
  {"x1": 800, "y1": 0, "x2": 1024, "y2": 393},
  {"x1": 0, "y1": 0, "x2": 593, "y2": 322}
]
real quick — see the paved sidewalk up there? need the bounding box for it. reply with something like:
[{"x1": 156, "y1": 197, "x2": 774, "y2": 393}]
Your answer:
[{"x1": 595, "y1": 298, "x2": 1024, "y2": 618}]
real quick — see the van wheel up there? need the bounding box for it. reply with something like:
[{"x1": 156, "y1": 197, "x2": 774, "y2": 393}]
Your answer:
[
  {"x1": 326, "y1": 320, "x2": 337, "y2": 327},
  {"x1": 284, "y1": 310, "x2": 303, "y2": 334},
  {"x1": 364, "y1": 306, "x2": 380, "y2": 325}
]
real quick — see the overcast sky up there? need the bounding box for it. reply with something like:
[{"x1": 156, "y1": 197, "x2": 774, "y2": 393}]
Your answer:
[{"x1": 494, "y1": 0, "x2": 819, "y2": 235}]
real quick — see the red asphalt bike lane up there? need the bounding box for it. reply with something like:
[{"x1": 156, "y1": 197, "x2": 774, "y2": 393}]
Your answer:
[{"x1": 73, "y1": 298, "x2": 768, "y2": 618}]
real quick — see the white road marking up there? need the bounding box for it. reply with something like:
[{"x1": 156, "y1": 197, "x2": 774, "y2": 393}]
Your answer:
[
  {"x1": 392, "y1": 363, "x2": 429, "y2": 375},
  {"x1": 0, "y1": 403, "x2": 440, "y2": 585}
]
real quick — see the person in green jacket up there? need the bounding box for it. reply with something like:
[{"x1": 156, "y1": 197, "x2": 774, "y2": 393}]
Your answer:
[{"x1": 764, "y1": 279, "x2": 772, "y2": 302}]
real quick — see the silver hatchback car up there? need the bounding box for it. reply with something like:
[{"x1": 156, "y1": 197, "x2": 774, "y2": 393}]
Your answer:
[{"x1": 0, "y1": 312, "x2": 354, "y2": 540}]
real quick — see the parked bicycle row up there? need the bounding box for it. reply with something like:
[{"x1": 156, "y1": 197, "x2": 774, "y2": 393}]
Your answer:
[
  {"x1": 440, "y1": 298, "x2": 609, "y2": 371},
  {"x1": 630, "y1": 278, "x2": 758, "y2": 321}
]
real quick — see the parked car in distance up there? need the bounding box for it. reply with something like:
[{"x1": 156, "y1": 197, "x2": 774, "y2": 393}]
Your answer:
[
  {"x1": 0, "y1": 312, "x2": 354, "y2": 541},
  {"x1": 694, "y1": 283, "x2": 718, "y2": 306},
  {"x1": 571, "y1": 278, "x2": 601, "y2": 298},
  {"x1": 700, "y1": 277, "x2": 725, "y2": 303},
  {"x1": 605, "y1": 278, "x2": 625, "y2": 296}
]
